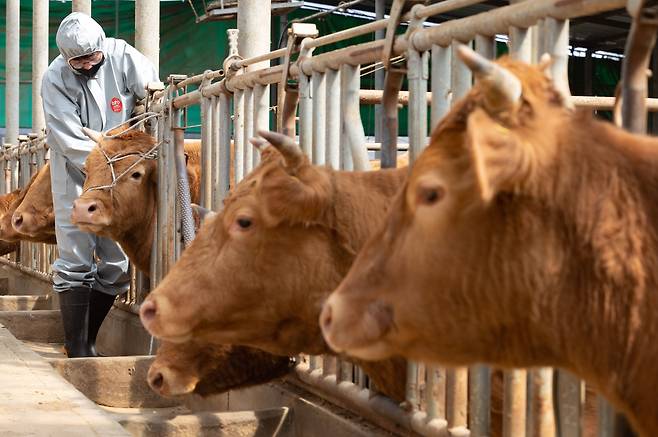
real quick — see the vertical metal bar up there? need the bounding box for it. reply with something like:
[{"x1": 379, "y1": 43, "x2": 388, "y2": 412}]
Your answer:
[
  {"x1": 151, "y1": 116, "x2": 163, "y2": 283},
  {"x1": 325, "y1": 68, "x2": 341, "y2": 169},
  {"x1": 253, "y1": 83, "x2": 268, "y2": 167},
  {"x1": 311, "y1": 71, "x2": 326, "y2": 165},
  {"x1": 374, "y1": 0, "x2": 385, "y2": 147},
  {"x1": 5, "y1": 0, "x2": 19, "y2": 146},
  {"x1": 446, "y1": 368, "x2": 469, "y2": 431},
  {"x1": 173, "y1": 123, "x2": 195, "y2": 248},
  {"x1": 135, "y1": 0, "x2": 160, "y2": 74},
  {"x1": 469, "y1": 365, "x2": 491, "y2": 437},
  {"x1": 544, "y1": 18, "x2": 572, "y2": 101},
  {"x1": 72, "y1": 0, "x2": 91, "y2": 14},
  {"x1": 243, "y1": 87, "x2": 254, "y2": 175},
  {"x1": 233, "y1": 90, "x2": 245, "y2": 183},
  {"x1": 451, "y1": 40, "x2": 472, "y2": 101},
  {"x1": 555, "y1": 371, "x2": 582, "y2": 437},
  {"x1": 405, "y1": 362, "x2": 419, "y2": 411},
  {"x1": 509, "y1": 26, "x2": 532, "y2": 62},
  {"x1": 323, "y1": 356, "x2": 336, "y2": 379},
  {"x1": 475, "y1": 34, "x2": 495, "y2": 60},
  {"x1": 431, "y1": 46, "x2": 452, "y2": 130},
  {"x1": 408, "y1": 40, "x2": 430, "y2": 162},
  {"x1": 32, "y1": 0, "x2": 48, "y2": 134},
  {"x1": 299, "y1": 73, "x2": 313, "y2": 157},
  {"x1": 426, "y1": 366, "x2": 446, "y2": 421},
  {"x1": 200, "y1": 97, "x2": 213, "y2": 208},
  {"x1": 216, "y1": 93, "x2": 232, "y2": 207},
  {"x1": 528, "y1": 368, "x2": 555, "y2": 437},
  {"x1": 503, "y1": 370, "x2": 527, "y2": 437},
  {"x1": 597, "y1": 395, "x2": 614, "y2": 437},
  {"x1": 340, "y1": 64, "x2": 369, "y2": 171}
]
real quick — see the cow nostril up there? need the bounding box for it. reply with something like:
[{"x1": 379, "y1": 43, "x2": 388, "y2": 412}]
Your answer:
[
  {"x1": 13, "y1": 215, "x2": 23, "y2": 227},
  {"x1": 140, "y1": 299, "x2": 157, "y2": 324},
  {"x1": 87, "y1": 203, "x2": 97, "y2": 214},
  {"x1": 149, "y1": 372, "x2": 164, "y2": 390},
  {"x1": 320, "y1": 304, "x2": 333, "y2": 332}
]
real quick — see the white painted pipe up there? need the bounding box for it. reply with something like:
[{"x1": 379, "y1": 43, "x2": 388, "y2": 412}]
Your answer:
[
  {"x1": 5, "y1": 0, "x2": 20, "y2": 145},
  {"x1": 72, "y1": 0, "x2": 91, "y2": 15},
  {"x1": 32, "y1": 0, "x2": 49, "y2": 133},
  {"x1": 238, "y1": 0, "x2": 271, "y2": 132},
  {"x1": 135, "y1": 0, "x2": 160, "y2": 74}
]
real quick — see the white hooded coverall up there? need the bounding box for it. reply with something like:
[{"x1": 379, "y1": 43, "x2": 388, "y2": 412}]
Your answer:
[{"x1": 42, "y1": 12, "x2": 158, "y2": 294}]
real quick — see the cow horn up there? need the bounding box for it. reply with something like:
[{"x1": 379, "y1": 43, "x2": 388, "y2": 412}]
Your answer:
[
  {"x1": 456, "y1": 44, "x2": 522, "y2": 113},
  {"x1": 82, "y1": 127, "x2": 104, "y2": 143},
  {"x1": 257, "y1": 130, "x2": 303, "y2": 169},
  {"x1": 249, "y1": 137, "x2": 269, "y2": 152}
]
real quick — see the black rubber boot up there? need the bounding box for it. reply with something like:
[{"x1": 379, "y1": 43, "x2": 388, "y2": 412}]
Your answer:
[
  {"x1": 87, "y1": 290, "x2": 116, "y2": 356},
  {"x1": 58, "y1": 287, "x2": 95, "y2": 358}
]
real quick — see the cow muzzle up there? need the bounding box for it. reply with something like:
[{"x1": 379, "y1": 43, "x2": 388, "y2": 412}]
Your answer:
[
  {"x1": 140, "y1": 295, "x2": 193, "y2": 343},
  {"x1": 320, "y1": 293, "x2": 395, "y2": 359},
  {"x1": 71, "y1": 198, "x2": 109, "y2": 227},
  {"x1": 147, "y1": 363, "x2": 198, "y2": 397}
]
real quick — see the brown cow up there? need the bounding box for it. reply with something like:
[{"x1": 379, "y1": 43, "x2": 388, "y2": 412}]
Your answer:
[
  {"x1": 138, "y1": 131, "x2": 423, "y2": 403},
  {"x1": 0, "y1": 166, "x2": 56, "y2": 245},
  {"x1": 148, "y1": 341, "x2": 295, "y2": 397},
  {"x1": 70, "y1": 130, "x2": 201, "y2": 274},
  {"x1": 320, "y1": 48, "x2": 658, "y2": 436},
  {"x1": 11, "y1": 163, "x2": 56, "y2": 243}
]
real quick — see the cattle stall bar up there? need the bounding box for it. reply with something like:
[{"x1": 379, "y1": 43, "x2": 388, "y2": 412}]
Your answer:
[
  {"x1": 142, "y1": 0, "x2": 645, "y2": 436},
  {"x1": 0, "y1": 135, "x2": 55, "y2": 282}
]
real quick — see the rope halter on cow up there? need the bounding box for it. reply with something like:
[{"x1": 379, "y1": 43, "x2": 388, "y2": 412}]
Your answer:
[{"x1": 81, "y1": 111, "x2": 162, "y2": 195}]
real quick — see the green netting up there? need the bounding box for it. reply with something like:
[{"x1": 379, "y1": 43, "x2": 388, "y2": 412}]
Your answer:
[{"x1": 0, "y1": 1, "x2": 624, "y2": 136}]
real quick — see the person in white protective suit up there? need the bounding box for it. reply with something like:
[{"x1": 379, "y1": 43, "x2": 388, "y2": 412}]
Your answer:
[{"x1": 41, "y1": 12, "x2": 158, "y2": 357}]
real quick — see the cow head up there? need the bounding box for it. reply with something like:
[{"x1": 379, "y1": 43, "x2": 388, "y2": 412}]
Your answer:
[
  {"x1": 321, "y1": 47, "x2": 573, "y2": 364},
  {"x1": 11, "y1": 163, "x2": 55, "y2": 240},
  {"x1": 71, "y1": 129, "x2": 158, "y2": 239},
  {"x1": 0, "y1": 188, "x2": 22, "y2": 242},
  {"x1": 0, "y1": 184, "x2": 33, "y2": 243},
  {"x1": 140, "y1": 131, "x2": 353, "y2": 355},
  {"x1": 147, "y1": 341, "x2": 294, "y2": 397}
]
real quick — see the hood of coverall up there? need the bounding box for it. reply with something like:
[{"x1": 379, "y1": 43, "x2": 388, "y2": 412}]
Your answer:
[{"x1": 56, "y1": 12, "x2": 106, "y2": 72}]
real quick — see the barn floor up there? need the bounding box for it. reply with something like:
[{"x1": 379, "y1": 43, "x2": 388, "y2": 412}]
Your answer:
[{"x1": 0, "y1": 264, "x2": 398, "y2": 437}]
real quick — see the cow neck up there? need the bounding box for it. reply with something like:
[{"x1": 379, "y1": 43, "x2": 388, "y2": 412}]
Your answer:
[
  {"x1": 520, "y1": 114, "x2": 658, "y2": 436},
  {"x1": 326, "y1": 167, "x2": 407, "y2": 255},
  {"x1": 318, "y1": 166, "x2": 409, "y2": 403},
  {"x1": 119, "y1": 188, "x2": 157, "y2": 275}
]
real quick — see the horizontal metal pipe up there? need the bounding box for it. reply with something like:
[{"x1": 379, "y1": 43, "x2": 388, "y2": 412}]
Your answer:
[
  {"x1": 174, "y1": 80, "x2": 658, "y2": 113},
  {"x1": 411, "y1": 0, "x2": 624, "y2": 51},
  {"x1": 176, "y1": 69, "x2": 225, "y2": 90},
  {"x1": 303, "y1": 0, "x2": 488, "y2": 51},
  {"x1": 293, "y1": 363, "x2": 448, "y2": 437},
  {"x1": 0, "y1": 257, "x2": 53, "y2": 283},
  {"x1": 232, "y1": 47, "x2": 287, "y2": 70}
]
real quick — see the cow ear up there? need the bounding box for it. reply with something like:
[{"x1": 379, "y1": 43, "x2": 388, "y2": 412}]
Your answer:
[{"x1": 466, "y1": 107, "x2": 531, "y2": 202}]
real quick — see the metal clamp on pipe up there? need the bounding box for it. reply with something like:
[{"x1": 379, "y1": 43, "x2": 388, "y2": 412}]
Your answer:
[
  {"x1": 223, "y1": 29, "x2": 243, "y2": 78},
  {"x1": 145, "y1": 81, "x2": 166, "y2": 119},
  {"x1": 278, "y1": 23, "x2": 319, "y2": 135}
]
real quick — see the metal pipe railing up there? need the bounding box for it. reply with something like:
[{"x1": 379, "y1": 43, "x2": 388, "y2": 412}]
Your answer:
[{"x1": 138, "y1": 1, "x2": 642, "y2": 436}]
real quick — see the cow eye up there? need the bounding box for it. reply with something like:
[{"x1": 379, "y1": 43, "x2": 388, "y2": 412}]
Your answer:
[
  {"x1": 131, "y1": 171, "x2": 143, "y2": 180},
  {"x1": 237, "y1": 217, "x2": 252, "y2": 229},
  {"x1": 417, "y1": 185, "x2": 445, "y2": 206}
]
